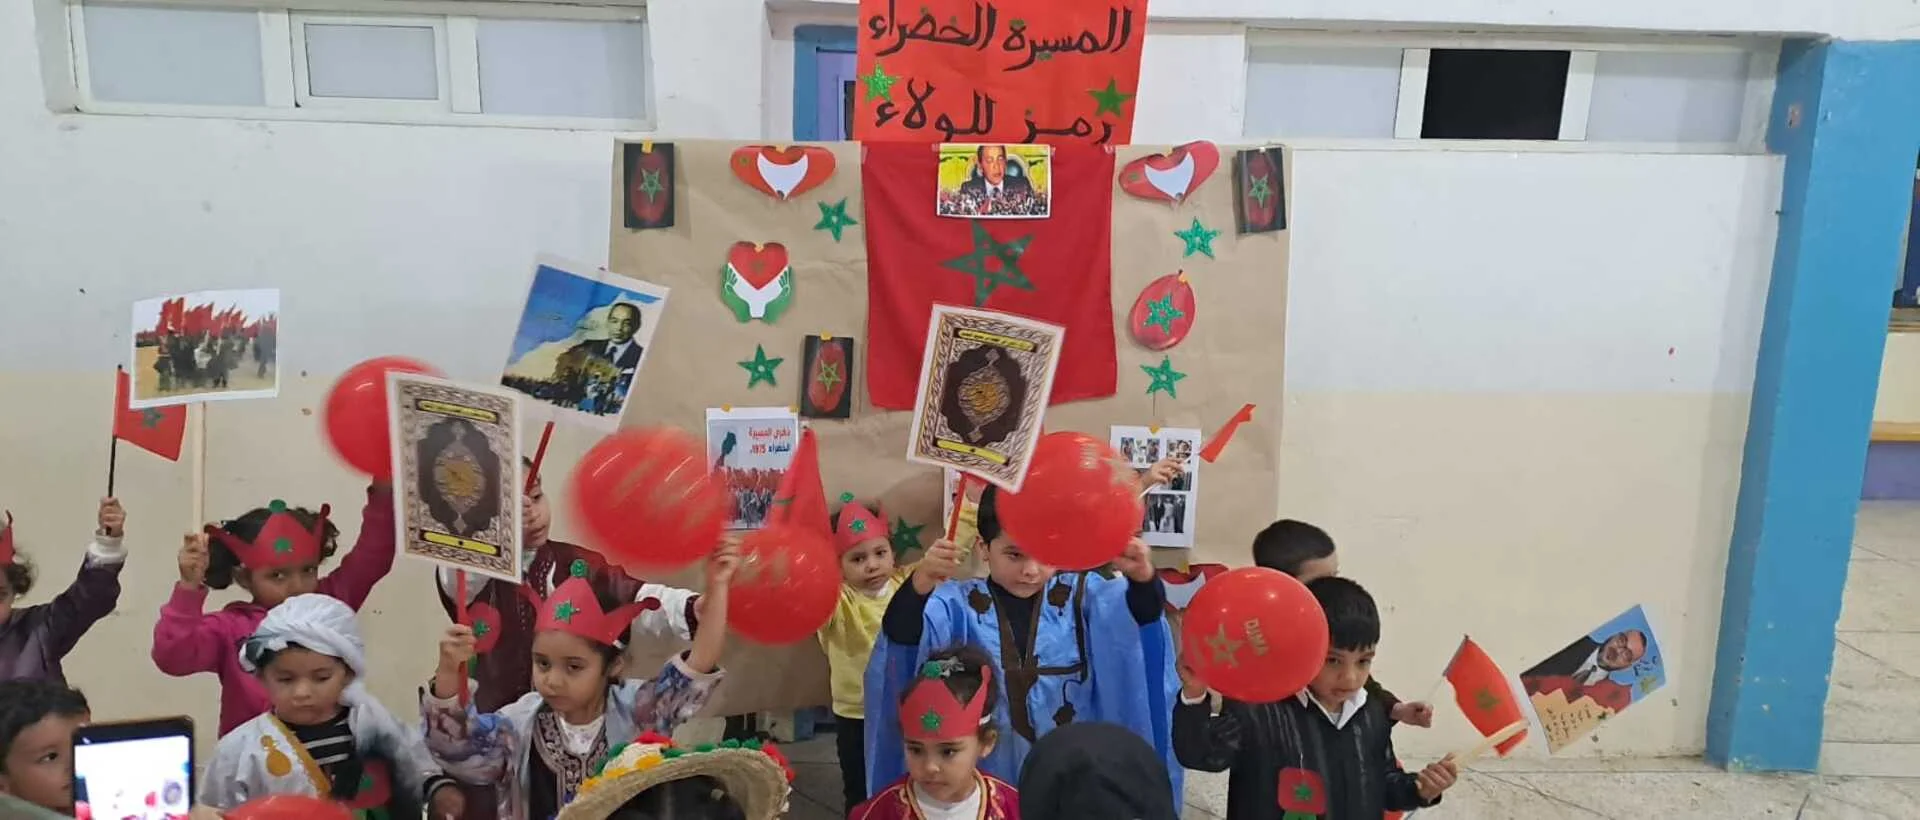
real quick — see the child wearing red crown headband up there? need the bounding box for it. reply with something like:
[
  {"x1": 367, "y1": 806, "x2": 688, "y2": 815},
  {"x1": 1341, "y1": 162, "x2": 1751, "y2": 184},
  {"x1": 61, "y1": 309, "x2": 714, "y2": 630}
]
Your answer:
[
  {"x1": 0, "y1": 499, "x2": 129, "y2": 685},
  {"x1": 424, "y1": 538, "x2": 740, "y2": 820},
  {"x1": 152, "y1": 483, "x2": 398, "y2": 736},
  {"x1": 852, "y1": 645, "x2": 1020, "y2": 820},
  {"x1": 816, "y1": 495, "x2": 917, "y2": 813}
]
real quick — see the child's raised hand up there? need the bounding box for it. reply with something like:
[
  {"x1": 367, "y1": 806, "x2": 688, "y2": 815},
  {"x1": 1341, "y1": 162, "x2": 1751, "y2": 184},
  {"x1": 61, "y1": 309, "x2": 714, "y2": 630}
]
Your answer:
[
  {"x1": 438, "y1": 625, "x2": 478, "y2": 671},
  {"x1": 1414, "y1": 755, "x2": 1460, "y2": 801},
  {"x1": 177, "y1": 533, "x2": 209, "y2": 587},
  {"x1": 97, "y1": 497, "x2": 125, "y2": 538},
  {"x1": 1112, "y1": 537, "x2": 1155, "y2": 583},
  {"x1": 1392, "y1": 700, "x2": 1436, "y2": 728},
  {"x1": 912, "y1": 538, "x2": 964, "y2": 594},
  {"x1": 707, "y1": 535, "x2": 742, "y2": 587},
  {"x1": 1141, "y1": 457, "x2": 1183, "y2": 490}
]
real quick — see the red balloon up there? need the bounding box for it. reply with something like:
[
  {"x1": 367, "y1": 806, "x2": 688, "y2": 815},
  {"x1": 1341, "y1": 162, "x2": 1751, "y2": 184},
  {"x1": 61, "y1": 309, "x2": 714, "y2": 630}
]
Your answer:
[
  {"x1": 321, "y1": 356, "x2": 440, "y2": 478},
  {"x1": 226, "y1": 795, "x2": 353, "y2": 820},
  {"x1": 727, "y1": 524, "x2": 840, "y2": 644},
  {"x1": 995, "y1": 432, "x2": 1143, "y2": 570},
  {"x1": 571, "y1": 427, "x2": 727, "y2": 570},
  {"x1": 1181, "y1": 567, "x2": 1328, "y2": 703}
]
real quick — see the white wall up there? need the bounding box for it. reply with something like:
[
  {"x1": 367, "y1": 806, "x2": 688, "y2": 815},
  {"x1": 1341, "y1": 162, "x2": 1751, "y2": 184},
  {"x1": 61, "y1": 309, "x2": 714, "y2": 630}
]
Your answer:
[{"x1": 1, "y1": 0, "x2": 1780, "y2": 766}]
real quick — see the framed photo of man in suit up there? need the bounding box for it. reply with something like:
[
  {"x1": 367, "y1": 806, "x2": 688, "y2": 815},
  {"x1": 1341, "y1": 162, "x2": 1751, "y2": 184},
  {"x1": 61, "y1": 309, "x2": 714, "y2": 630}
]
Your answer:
[
  {"x1": 935, "y1": 143, "x2": 1052, "y2": 219},
  {"x1": 499, "y1": 256, "x2": 669, "y2": 430}
]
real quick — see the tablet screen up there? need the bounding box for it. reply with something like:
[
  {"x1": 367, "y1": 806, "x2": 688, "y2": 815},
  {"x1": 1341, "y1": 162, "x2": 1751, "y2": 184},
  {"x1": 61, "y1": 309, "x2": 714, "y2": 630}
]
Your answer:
[{"x1": 72, "y1": 732, "x2": 192, "y2": 820}]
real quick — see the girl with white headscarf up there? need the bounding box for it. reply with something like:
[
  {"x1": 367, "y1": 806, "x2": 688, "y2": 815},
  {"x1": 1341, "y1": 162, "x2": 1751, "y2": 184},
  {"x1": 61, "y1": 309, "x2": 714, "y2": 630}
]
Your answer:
[{"x1": 199, "y1": 593, "x2": 466, "y2": 818}]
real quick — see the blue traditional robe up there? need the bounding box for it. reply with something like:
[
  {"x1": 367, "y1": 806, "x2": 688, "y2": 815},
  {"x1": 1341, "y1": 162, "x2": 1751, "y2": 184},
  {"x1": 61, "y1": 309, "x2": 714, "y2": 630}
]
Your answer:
[{"x1": 862, "y1": 572, "x2": 1181, "y2": 803}]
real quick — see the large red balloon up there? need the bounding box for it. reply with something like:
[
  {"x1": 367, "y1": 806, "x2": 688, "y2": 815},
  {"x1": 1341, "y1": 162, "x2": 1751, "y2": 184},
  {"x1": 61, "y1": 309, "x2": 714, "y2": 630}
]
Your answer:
[
  {"x1": 1181, "y1": 567, "x2": 1328, "y2": 703},
  {"x1": 727, "y1": 524, "x2": 840, "y2": 644},
  {"x1": 995, "y1": 432, "x2": 1143, "y2": 570},
  {"x1": 571, "y1": 427, "x2": 727, "y2": 571},
  {"x1": 226, "y1": 795, "x2": 353, "y2": 820},
  {"x1": 321, "y1": 356, "x2": 440, "y2": 478}
]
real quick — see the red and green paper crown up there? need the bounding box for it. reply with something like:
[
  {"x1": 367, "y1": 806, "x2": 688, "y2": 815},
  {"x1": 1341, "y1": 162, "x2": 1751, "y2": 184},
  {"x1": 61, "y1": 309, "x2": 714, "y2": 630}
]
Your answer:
[
  {"x1": 0, "y1": 511, "x2": 15, "y2": 566},
  {"x1": 900, "y1": 658, "x2": 993, "y2": 741},
  {"x1": 518, "y1": 559, "x2": 659, "y2": 647},
  {"x1": 834, "y1": 494, "x2": 886, "y2": 555},
  {"x1": 206, "y1": 500, "x2": 330, "y2": 569}
]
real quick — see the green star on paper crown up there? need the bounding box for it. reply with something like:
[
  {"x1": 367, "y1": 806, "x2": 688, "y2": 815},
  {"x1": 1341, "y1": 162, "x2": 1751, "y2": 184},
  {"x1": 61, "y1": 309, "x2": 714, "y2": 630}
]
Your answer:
[
  {"x1": 840, "y1": 492, "x2": 856, "y2": 503},
  {"x1": 272, "y1": 537, "x2": 293, "y2": 554},
  {"x1": 919, "y1": 710, "x2": 943, "y2": 733},
  {"x1": 850, "y1": 519, "x2": 867, "y2": 533},
  {"x1": 554, "y1": 601, "x2": 580, "y2": 623}
]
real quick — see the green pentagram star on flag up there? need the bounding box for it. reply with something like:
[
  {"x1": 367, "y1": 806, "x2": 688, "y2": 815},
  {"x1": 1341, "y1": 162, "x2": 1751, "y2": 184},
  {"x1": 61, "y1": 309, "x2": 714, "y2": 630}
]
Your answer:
[
  {"x1": 637, "y1": 168, "x2": 665, "y2": 202},
  {"x1": 1089, "y1": 78, "x2": 1134, "y2": 117},
  {"x1": 1248, "y1": 174, "x2": 1273, "y2": 208},
  {"x1": 1144, "y1": 294, "x2": 1185, "y2": 333},
  {"x1": 813, "y1": 198, "x2": 858, "y2": 242},
  {"x1": 1175, "y1": 218, "x2": 1221, "y2": 259},
  {"x1": 1142, "y1": 356, "x2": 1187, "y2": 398},
  {"x1": 861, "y1": 62, "x2": 900, "y2": 103},
  {"x1": 890, "y1": 517, "x2": 925, "y2": 552},
  {"x1": 739, "y1": 344, "x2": 784, "y2": 388},
  {"x1": 942, "y1": 221, "x2": 1034, "y2": 306},
  {"x1": 814, "y1": 359, "x2": 843, "y2": 391},
  {"x1": 473, "y1": 620, "x2": 492, "y2": 639},
  {"x1": 1475, "y1": 687, "x2": 1502, "y2": 711},
  {"x1": 140, "y1": 408, "x2": 165, "y2": 428}
]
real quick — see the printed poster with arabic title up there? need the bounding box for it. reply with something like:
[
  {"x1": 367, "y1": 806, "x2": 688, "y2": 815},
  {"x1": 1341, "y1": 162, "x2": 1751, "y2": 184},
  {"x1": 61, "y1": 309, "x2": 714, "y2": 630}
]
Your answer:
[{"x1": 855, "y1": 0, "x2": 1148, "y2": 144}]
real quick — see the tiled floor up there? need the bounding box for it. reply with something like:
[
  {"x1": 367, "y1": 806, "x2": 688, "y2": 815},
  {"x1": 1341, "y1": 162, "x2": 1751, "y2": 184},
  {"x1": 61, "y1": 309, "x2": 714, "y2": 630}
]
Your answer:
[{"x1": 776, "y1": 505, "x2": 1920, "y2": 818}]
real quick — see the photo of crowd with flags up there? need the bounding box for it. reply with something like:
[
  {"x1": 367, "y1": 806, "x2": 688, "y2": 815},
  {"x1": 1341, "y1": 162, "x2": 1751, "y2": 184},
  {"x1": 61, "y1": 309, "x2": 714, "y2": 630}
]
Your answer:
[{"x1": 129, "y1": 288, "x2": 281, "y2": 407}]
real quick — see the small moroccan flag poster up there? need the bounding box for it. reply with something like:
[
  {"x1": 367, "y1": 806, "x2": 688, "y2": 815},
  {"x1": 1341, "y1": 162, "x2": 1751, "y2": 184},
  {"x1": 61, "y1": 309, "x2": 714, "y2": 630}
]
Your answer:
[
  {"x1": 799, "y1": 335, "x2": 855, "y2": 419},
  {"x1": 1443, "y1": 636, "x2": 1529, "y2": 755},
  {"x1": 864, "y1": 141, "x2": 1117, "y2": 410},
  {"x1": 1519, "y1": 605, "x2": 1666, "y2": 753}
]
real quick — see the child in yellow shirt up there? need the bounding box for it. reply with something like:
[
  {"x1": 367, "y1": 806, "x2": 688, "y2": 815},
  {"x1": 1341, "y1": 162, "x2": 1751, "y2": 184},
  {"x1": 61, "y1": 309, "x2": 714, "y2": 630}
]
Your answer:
[{"x1": 817, "y1": 496, "x2": 917, "y2": 814}]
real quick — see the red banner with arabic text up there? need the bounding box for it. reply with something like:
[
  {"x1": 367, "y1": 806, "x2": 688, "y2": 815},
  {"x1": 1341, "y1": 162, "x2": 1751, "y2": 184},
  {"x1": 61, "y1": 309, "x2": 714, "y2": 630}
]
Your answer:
[{"x1": 854, "y1": 0, "x2": 1146, "y2": 145}]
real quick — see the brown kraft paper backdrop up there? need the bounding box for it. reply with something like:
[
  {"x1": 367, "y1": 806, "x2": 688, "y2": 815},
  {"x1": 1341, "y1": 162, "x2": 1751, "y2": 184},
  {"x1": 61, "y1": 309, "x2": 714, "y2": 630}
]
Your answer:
[{"x1": 609, "y1": 141, "x2": 1289, "y2": 717}]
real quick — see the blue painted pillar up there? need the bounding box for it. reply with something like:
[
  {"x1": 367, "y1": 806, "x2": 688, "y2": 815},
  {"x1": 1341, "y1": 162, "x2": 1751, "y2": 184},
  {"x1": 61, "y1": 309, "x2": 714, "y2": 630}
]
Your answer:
[{"x1": 1708, "y1": 40, "x2": 1920, "y2": 772}]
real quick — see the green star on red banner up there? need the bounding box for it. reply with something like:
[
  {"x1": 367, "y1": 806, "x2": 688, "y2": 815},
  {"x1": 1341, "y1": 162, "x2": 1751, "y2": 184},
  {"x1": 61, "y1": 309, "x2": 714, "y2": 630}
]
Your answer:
[
  {"x1": 1175, "y1": 218, "x2": 1221, "y2": 259},
  {"x1": 813, "y1": 198, "x2": 858, "y2": 242},
  {"x1": 890, "y1": 517, "x2": 925, "y2": 553},
  {"x1": 473, "y1": 620, "x2": 492, "y2": 639},
  {"x1": 942, "y1": 221, "x2": 1035, "y2": 306},
  {"x1": 140, "y1": 408, "x2": 165, "y2": 428},
  {"x1": 1248, "y1": 174, "x2": 1273, "y2": 209},
  {"x1": 861, "y1": 62, "x2": 899, "y2": 103},
  {"x1": 1144, "y1": 294, "x2": 1184, "y2": 333},
  {"x1": 1475, "y1": 687, "x2": 1502, "y2": 712},
  {"x1": 636, "y1": 169, "x2": 665, "y2": 202},
  {"x1": 739, "y1": 344, "x2": 784, "y2": 388},
  {"x1": 1089, "y1": 78, "x2": 1134, "y2": 117},
  {"x1": 1142, "y1": 356, "x2": 1187, "y2": 398}
]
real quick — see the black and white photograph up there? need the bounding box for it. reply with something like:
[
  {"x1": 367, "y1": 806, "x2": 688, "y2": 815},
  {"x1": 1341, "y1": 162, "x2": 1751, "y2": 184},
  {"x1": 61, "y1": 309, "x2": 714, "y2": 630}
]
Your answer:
[{"x1": 1111, "y1": 425, "x2": 1200, "y2": 549}]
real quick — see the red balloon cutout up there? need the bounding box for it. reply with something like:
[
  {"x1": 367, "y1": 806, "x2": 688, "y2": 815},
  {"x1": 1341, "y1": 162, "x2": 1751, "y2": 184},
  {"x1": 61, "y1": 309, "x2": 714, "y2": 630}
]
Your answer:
[
  {"x1": 1181, "y1": 567, "x2": 1328, "y2": 703},
  {"x1": 225, "y1": 795, "x2": 354, "y2": 820},
  {"x1": 727, "y1": 524, "x2": 840, "y2": 644},
  {"x1": 995, "y1": 432, "x2": 1143, "y2": 570},
  {"x1": 571, "y1": 427, "x2": 727, "y2": 571},
  {"x1": 321, "y1": 356, "x2": 440, "y2": 478}
]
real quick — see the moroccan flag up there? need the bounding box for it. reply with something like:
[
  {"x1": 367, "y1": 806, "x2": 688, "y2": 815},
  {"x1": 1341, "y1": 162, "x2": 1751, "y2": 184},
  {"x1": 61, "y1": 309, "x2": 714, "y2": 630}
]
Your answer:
[
  {"x1": 113, "y1": 369, "x2": 186, "y2": 461},
  {"x1": 863, "y1": 142, "x2": 1117, "y2": 409},
  {"x1": 771, "y1": 427, "x2": 830, "y2": 536},
  {"x1": 1445, "y1": 636, "x2": 1529, "y2": 756}
]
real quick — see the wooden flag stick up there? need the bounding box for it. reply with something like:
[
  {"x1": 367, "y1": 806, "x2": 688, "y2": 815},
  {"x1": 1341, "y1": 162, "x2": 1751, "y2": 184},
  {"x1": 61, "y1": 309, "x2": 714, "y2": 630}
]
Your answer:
[
  {"x1": 945, "y1": 473, "x2": 976, "y2": 542},
  {"x1": 1452, "y1": 720, "x2": 1527, "y2": 766},
  {"x1": 189, "y1": 405, "x2": 209, "y2": 527},
  {"x1": 526, "y1": 420, "x2": 555, "y2": 493},
  {"x1": 108, "y1": 368, "x2": 123, "y2": 498}
]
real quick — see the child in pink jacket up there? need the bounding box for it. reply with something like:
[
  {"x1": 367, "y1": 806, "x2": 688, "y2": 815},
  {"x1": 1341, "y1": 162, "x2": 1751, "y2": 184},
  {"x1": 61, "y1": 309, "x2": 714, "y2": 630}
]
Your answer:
[{"x1": 151, "y1": 486, "x2": 396, "y2": 734}]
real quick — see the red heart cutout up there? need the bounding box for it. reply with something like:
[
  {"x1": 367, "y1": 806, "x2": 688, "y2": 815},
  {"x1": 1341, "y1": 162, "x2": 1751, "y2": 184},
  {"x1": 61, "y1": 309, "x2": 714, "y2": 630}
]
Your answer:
[
  {"x1": 726, "y1": 242, "x2": 791, "y2": 288},
  {"x1": 1157, "y1": 563, "x2": 1228, "y2": 614},
  {"x1": 730, "y1": 145, "x2": 837, "y2": 200},
  {"x1": 1118, "y1": 141, "x2": 1221, "y2": 204},
  {"x1": 466, "y1": 601, "x2": 503, "y2": 654}
]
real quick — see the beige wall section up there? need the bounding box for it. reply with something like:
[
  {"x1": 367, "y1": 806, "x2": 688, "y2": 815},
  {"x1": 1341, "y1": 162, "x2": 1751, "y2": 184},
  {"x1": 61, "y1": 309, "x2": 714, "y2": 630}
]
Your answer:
[
  {"x1": 1274, "y1": 391, "x2": 1749, "y2": 759},
  {"x1": 1875, "y1": 333, "x2": 1920, "y2": 422}
]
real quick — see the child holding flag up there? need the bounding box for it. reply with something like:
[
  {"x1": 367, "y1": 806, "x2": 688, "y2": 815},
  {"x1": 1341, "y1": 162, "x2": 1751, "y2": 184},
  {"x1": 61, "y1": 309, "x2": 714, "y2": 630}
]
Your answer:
[{"x1": 0, "y1": 500, "x2": 128, "y2": 684}]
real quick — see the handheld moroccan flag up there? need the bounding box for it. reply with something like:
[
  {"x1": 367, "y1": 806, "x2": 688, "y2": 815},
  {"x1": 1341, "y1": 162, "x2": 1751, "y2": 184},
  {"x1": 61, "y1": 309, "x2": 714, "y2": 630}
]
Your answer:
[
  {"x1": 771, "y1": 427, "x2": 830, "y2": 536},
  {"x1": 113, "y1": 368, "x2": 187, "y2": 461},
  {"x1": 1444, "y1": 636, "x2": 1529, "y2": 756}
]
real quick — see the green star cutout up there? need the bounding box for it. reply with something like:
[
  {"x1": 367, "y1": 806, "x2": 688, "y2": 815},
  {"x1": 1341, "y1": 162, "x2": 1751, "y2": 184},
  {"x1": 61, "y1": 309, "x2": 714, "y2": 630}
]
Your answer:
[
  {"x1": 1248, "y1": 174, "x2": 1273, "y2": 209},
  {"x1": 814, "y1": 359, "x2": 844, "y2": 391},
  {"x1": 553, "y1": 601, "x2": 580, "y2": 623},
  {"x1": 860, "y1": 61, "x2": 899, "y2": 103},
  {"x1": 140, "y1": 408, "x2": 165, "y2": 428},
  {"x1": 1088, "y1": 78, "x2": 1134, "y2": 117},
  {"x1": 1142, "y1": 356, "x2": 1187, "y2": 398},
  {"x1": 272, "y1": 536, "x2": 293, "y2": 554},
  {"x1": 1144, "y1": 294, "x2": 1184, "y2": 334},
  {"x1": 942, "y1": 221, "x2": 1035, "y2": 306},
  {"x1": 849, "y1": 518, "x2": 867, "y2": 534},
  {"x1": 739, "y1": 344, "x2": 784, "y2": 388},
  {"x1": 636, "y1": 168, "x2": 665, "y2": 202},
  {"x1": 1475, "y1": 687, "x2": 1502, "y2": 711},
  {"x1": 840, "y1": 492, "x2": 857, "y2": 504},
  {"x1": 890, "y1": 517, "x2": 925, "y2": 553},
  {"x1": 1175, "y1": 218, "x2": 1221, "y2": 259},
  {"x1": 1292, "y1": 782, "x2": 1314, "y2": 803},
  {"x1": 919, "y1": 710, "x2": 943, "y2": 733},
  {"x1": 813, "y1": 198, "x2": 858, "y2": 242},
  {"x1": 473, "y1": 620, "x2": 492, "y2": 639}
]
